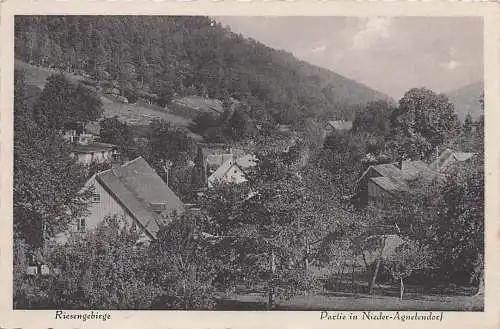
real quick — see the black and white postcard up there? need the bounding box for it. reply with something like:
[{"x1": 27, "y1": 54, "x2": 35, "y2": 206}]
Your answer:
[{"x1": 1, "y1": 0, "x2": 499, "y2": 328}]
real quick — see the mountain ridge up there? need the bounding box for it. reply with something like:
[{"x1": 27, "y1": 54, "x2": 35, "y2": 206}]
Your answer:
[{"x1": 445, "y1": 81, "x2": 484, "y2": 121}]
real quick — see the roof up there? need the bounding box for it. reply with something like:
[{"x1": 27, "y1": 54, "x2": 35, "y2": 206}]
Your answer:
[
  {"x1": 201, "y1": 146, "x2": 230, "y2": 159},
  {"x1": 235, "y1": 154, "x2": 258, "y2": 169},
  {"x1": 73, "y1": 142, "x2": 116, "y2": 153},
  {"x1": 430, "y1": 148, "x2": 476, "y2": 172},
  {"x1": 326, "y1": 120, "x2": 353, "y2": 131},
  {"x1": 207, "y1": 154, "x2": 255, "y2": 187},
  {"x1": 360, "y1": 160, "x2": 442, "y2": 194},
  {"x1": 370, "y1": 176, "x2": 408, "y2": 193},
  {"x1": 95, "y1": 157, "x2": 184, "y2": 239}
]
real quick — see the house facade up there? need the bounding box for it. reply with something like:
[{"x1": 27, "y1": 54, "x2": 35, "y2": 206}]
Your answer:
[
  {"x1": 207, "y1": 154, "x2": 257, "y2": 188},
  {"x1": 57, "y1": 156, "x2": 185, "y2": 243},
  {"x1": 62, "y1": 121, "x2": 117, "y2": 165}
]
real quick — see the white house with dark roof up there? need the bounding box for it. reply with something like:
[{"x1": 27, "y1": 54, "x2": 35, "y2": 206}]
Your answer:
[
  {"x1": 207, "y1": 154, "x2": 258, "y2": 188},
  {"x1": 57, "y1": 156, "x2": 184, "y2": 243},
  {"x1": 63, "y1": 121, "x2": 117, "y2": 165}
]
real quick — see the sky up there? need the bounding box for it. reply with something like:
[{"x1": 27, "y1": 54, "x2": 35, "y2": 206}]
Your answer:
[{"x1": 215, "y1": 16, "x2": 483, "y2": 100}]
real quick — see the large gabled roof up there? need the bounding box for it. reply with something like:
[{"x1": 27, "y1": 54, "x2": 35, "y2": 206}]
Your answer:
[{"x1": 95, "y1": 157, "x2": 184, "y2": 239}]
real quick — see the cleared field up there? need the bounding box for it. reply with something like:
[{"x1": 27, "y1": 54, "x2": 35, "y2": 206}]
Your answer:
[
  {"x1": 101, "y1": 95, "x2": 192, "y2": 127},
  {"x1": 15, "y1": 60, "x2": 195, "y2": 130}
]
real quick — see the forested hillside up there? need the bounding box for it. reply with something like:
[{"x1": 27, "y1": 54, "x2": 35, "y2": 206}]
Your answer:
[{"x1": 14, "y1": 16, "x2": 391, "y2": 125}]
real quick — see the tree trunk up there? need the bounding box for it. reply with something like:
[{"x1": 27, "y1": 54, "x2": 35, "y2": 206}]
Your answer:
[
  {"x1": 304, "y1": 238, "x2": 310, "y2": 271},
  {"x1": 369, "y1": 237, "x2": 387, "y2": 295},
  {"x1": 400, "y1": 277, "x2": 404, "y2": 300},
  {"x1": 268, "y1": 250, "x2": 276, "y2": 310},
  {"x1": 474, "y1": 253, "x2": 484, "y2": 296}
]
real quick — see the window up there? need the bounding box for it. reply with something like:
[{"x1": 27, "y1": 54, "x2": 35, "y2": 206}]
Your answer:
[
  {"x1": 79, "y1": 218, "x2": 86, "y2": 232},
  {"x1": 92, "y1": 193, "x2": 100, "y2": 203}
]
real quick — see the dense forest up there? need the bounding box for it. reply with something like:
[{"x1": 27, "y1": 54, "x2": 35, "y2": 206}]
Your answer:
[{"x1": 14, "y1": 16, "x2": 391, "y2": 126}]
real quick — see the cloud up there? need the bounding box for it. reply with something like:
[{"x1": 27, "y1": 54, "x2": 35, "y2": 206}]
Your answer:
[
  {"x1": 311, "y1": 44, "x2": 327, "y2": 53},
  {"x1": 442, "y1": 60, "x2": 461, "y2": 70},
  {"x1": 351, "y1": 17, "x2": 393, "y2": 50}
]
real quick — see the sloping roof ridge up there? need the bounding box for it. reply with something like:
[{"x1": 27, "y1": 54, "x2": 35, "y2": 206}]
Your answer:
[
  {"x1": 121, "y1": 156, "x2": 144, "y2": 167},
  {"x1": 211, "y1": 158, "x2": 235, "y2": 179},
  {"x1": 95, "y1": 174, "x2": 157, "y2": 239}
]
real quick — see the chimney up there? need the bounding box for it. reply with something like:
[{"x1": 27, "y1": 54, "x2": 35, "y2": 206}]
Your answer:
[{"x1": 111, "y1": 152, "x2": 122, "y2": 176}]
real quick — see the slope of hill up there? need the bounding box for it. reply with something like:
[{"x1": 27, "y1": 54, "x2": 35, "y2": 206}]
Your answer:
[
  {"x1": 16, "y1": 60, "x2": 192, "y2": 128},
  {"x1": 446, "y1": 81, "x2": 484, "y2": 121},
  {"x1": 14, "y1": 16, "x2": 391, "y2": 125}
]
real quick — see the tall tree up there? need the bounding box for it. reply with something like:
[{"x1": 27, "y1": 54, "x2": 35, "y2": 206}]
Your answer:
[
  {"x1": 14, "y1": 70, "x2": 92, "y2": 248},
  {"x1": 33, "y1": 73, "x2": 103, "y2": 130},
  {"x1": 392, "y1": 88, "x2": 460, "y2": 159}
]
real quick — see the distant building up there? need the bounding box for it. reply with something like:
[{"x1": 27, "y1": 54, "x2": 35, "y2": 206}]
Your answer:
[
  {"x1": 70, "y1": 142, "x2": 118, "y2": 165},
  {"x1": 355, "y1": 160, "x2": 443, "y2": 206},
  {"x1": 429, "y1": 148, "x2": 476, "y2": 173},
  {"x1": 208, "y1": 154, "x2": 258, "y2": 188},
  {"x1": 195, "y1": 144, "x2": 239, "y2": 184},
  {"x1": 57, "y1": 156, "x2": 185, "y2": 244},
  {"x1": 62, "y1": 122, "x2": 117, "y2": 165},
  {"x1": 323, "y1": 120, "x2": 353, "y2": 136}
]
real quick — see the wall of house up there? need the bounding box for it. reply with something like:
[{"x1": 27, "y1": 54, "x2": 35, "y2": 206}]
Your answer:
[
  {"x1": 223, "y1": 165, "x2": 247, "y2": 185},
  {"x1": 84, "y1": 178, "x2": 134, "y2": 231},
  {"x1": 75, "y1": 150, "x2": 114, "y2": 165}
]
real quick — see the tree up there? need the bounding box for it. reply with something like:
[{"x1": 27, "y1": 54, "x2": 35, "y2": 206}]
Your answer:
[
  {"x1": 99, "y1": 116, "x2": 136, "y2": 158},
  {"x1": 43, "y1": 216, "x2": 160, "y2": 309},
  {"x1": 14, "y1": 71, "x2": 92, "y2": 248},
  {"x1": 385, "y1": 239, "x2": 432, "y2": 300},
  {"x1": 33, "y1": 73, "x2": 103, "y2": 130},
  {"x1": 146, "y1": 213, "x2": 221, "y2": 309},
  {"x1": 197, "y1": 152, "x2": 358, "y2": 308},
  {"x1": 352, "y1": 100, "x2": 393, "y2": 137},
  {"x1": 463, "y1": 114, "x2": 473, "y2": 136},
  {"x1": 392, "y1": 88, "x2": 460, "y2": 159}
]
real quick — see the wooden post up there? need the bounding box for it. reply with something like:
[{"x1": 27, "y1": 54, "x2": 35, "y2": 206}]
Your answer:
[{"x1": 400, "y1": 277, "x2": 404, "y2": 300}]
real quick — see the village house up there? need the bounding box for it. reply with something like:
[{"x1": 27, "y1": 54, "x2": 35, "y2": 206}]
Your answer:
[
  {"x1": 207, "y1": 154, "x2": 258, "y2": 188},
  {"x1": 196, "y1": 144, "x2": 244, "y2": 185},
  {"x1": 63, "y1": 121, "x2": 117, "y2": 165},
  {"x1": 323, "y1": 120, "x2": 353, "y2": 137},
  {"x1": 355, "y1": 159, "x2": 443, "y2": 206},
  {"x1": 56, "y1": 156, "x2": 185, "y2": 244}
]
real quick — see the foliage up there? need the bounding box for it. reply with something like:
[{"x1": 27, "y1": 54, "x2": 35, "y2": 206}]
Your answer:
[
  {"x1": 352, "y1": 100, "x2": 394, "y2": 137},
  {"x1": 14, "y1": 70, "x2": 92, "y2": 248},
  {"x1": 99, "y1": 116, "x2": 137, "y2": 158},
  {"x1": 32, "y1": 73, "x2": 103, "y2": 130},
  {"x1": 15, "y1": 16, "x2": 389, "y2": 127},
  {"x1": 146, "y1": 213, "x2": 221, "y2": 309},
  {"x1": 391, "y1": 88, "x2": 459, "y2": 160},
  {"x1": 196, "y1": 151, "x2": 362, "y2": 306},
  {"x1": 379, "y1": 154, "x2": 484, "y2": 285},
  {"x1": 384, "y1": 238, "x2": 432, "y2": 299},
  {"x1": 44, "y1": 216, "x2": 159, "y2": 309}
]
